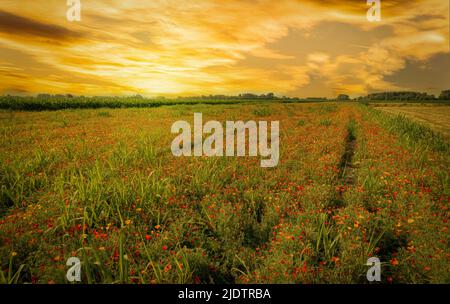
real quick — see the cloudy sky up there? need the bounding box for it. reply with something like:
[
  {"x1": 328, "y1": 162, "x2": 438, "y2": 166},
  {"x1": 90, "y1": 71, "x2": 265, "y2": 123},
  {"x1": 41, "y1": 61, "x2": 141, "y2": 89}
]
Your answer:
[{"x1": 0, "y1": 0, "x2": 448, "y2": 97}]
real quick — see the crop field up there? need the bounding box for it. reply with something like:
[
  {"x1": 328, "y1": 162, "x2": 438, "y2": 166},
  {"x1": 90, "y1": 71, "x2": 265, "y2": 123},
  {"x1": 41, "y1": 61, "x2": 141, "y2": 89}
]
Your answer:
[
  {"x1": 0, "y1": 102, "x2": 448, "y2": 284},
  {"x1": 376, "y1": 105, "x2": 450, "y2": 138}
]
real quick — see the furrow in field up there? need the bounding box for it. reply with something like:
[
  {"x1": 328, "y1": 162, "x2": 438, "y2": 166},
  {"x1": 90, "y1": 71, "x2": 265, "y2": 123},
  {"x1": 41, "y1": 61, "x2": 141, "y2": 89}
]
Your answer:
[{"x1": 337, "y1": 105, "x2": 449, "y2": 283}]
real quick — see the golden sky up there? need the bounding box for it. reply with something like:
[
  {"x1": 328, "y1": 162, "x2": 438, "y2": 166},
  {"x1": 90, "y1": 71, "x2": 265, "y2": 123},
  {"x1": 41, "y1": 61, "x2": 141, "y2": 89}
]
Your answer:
[{"x1": 0, "y1": 0, "x2": 449, "y2": 97}]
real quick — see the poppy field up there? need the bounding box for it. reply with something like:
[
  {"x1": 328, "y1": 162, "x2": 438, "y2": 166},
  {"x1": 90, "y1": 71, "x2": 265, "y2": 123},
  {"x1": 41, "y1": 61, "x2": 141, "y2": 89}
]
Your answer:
[{"x1": 0, "y1": 102, "x2": 448, "y2": 284}]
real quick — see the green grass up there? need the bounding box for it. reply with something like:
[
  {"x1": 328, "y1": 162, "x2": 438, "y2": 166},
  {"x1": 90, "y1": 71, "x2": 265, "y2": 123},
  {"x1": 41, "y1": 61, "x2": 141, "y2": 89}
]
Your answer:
[
  {"x1": 364, "y1": 105, "x2": 450, "y2": 153},
  {"x1": 0, "y1": 96, "x2": 325, "y2": 111},
  {"x1": 319, "y1": 119, "x2": 332, "y2": 126},
  {"x1": 0, "y1": 96, "x2": 245, "y2": 111}
]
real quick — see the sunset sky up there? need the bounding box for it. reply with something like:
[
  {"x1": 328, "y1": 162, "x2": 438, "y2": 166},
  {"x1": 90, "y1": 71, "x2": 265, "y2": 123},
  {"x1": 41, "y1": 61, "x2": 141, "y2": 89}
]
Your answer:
[{"x1": 0, "y1": 0, "x2": 449, "y2": 98}]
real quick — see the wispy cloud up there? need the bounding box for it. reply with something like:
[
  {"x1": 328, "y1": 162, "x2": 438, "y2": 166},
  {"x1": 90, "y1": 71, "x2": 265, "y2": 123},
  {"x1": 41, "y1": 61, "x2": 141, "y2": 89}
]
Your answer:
[
  {"x1": 0, "y1": 10, "x2": 83, "y2": 40},
  {"x1": 0, "y1": 0, "x2": 448, "y2": 97}
]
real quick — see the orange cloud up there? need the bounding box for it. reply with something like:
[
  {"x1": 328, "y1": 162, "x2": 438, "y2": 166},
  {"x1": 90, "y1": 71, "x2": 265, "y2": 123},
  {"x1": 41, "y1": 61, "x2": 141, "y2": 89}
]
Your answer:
[{"x1": 0, "y1": 0, "x2": 448, "y2": 97}]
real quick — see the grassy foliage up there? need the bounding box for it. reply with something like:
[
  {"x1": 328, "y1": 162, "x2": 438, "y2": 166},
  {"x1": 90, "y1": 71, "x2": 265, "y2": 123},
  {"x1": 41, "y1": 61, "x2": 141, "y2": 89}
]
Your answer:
[
  {"x1": 0, "y1": 96, "x2": 249, "y2": 111},
  {"x1": 376, "y1": 105, "x2": 450, "y2": 138},
  {"x1": 365, "y1": 106, "x2": 450, "y2": 153},
  {"x1": 0, "y1": 102, "x2": 448, "y2": 284},
  {"x1": 0, "y1": 96, "x2": 328, "y2": 111}
]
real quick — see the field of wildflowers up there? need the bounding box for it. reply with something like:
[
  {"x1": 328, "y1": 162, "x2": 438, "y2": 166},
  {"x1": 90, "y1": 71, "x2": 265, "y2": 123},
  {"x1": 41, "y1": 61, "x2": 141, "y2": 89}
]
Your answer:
[{"x1": 0, "y1": 102, "x2": 448, "y2": 284}]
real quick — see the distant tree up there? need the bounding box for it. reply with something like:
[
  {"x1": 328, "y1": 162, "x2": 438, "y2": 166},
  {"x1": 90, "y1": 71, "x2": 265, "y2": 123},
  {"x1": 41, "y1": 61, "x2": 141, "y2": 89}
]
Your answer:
[
  {"x1": 37, "y1": 94, "x2": 51, "y2": 98},
  {"x1": 307, "y1": 97, "x2": 327, "y2": 101},
  {"x1": 241, "y1": 93, "x2": 258, "y2": 99},
  {"x1": 439, "y1": 90, "x2": 450, "y2": 100},
  {"x1": 337, "y1": 94, "x2": 350, "y2": 101},
  {"x1": 366, "y1": 91, "x2": 436, "y2": 101}
]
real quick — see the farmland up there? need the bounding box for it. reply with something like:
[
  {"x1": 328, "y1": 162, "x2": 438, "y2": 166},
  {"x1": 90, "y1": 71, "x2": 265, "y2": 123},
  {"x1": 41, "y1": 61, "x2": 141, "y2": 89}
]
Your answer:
[
  {"x1": 0, "y1": 101, "x2": 448, "y2": 284},
  {"x1": 375, "y1": 105, "x2": 450, "y2": 138}
]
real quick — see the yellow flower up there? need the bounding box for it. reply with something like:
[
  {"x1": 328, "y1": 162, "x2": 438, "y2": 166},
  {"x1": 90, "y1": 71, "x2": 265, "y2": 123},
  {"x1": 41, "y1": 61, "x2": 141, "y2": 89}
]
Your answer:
[
  {"x1": 407, "y1": 245, "x2": 415, "y2": 252},
  {"x1": 125, "y1": 219, "x2": 132, "y2": 225},
  {"x1": 11, "y1": 251, "x2": 17, "y2": 257},
  {"x1": 407, "y1": 218, "x2": 414, "y2": 224}
]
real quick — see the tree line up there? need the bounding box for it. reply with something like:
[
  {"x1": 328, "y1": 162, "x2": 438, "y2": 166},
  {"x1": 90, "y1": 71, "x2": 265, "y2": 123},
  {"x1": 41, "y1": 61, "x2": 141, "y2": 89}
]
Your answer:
[{"x1": 357, "y1": 90, "x2": 450, "y2": 101}]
